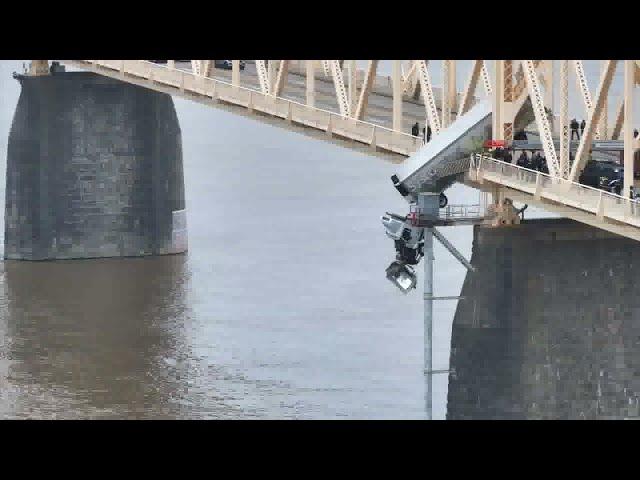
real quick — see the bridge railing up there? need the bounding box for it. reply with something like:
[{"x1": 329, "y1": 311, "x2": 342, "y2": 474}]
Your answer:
[
  {"x1": 470, "y1": 154, "x2": 640, "y2": 228},
  {"x1": 71, "y1": 60, "x2": 424, "y2": 158}
]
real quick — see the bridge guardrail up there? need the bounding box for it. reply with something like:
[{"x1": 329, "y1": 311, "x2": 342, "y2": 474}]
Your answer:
[
  {"x1": 69, "y1": 60, "x2": 425, "y2": 158},
  {"x1": 470, "y1": 154, "x2": 640, "y2": 228}
]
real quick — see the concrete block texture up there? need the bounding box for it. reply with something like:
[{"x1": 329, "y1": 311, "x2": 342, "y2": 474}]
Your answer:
[
  {"x1": 448, "y1": 219, "x2": 640, "y2": 419},
  {"x1": 5, "y1": 71, "x2": 187, "y2": 260}
]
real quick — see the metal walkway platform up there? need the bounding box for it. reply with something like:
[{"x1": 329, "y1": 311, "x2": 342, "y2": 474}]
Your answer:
[{"x1": 466, "y1": 155, "x2": 640, "y2": 241}]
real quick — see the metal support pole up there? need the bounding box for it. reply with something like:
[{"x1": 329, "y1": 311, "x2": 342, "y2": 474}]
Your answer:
[
  {"x1": 348, "y1": 60, "x2": 357, "y2": 115},
  {"x1": 492, "y1": 60, "x2": 504, "y2": 141},
  {"x1": 442, "y1": 60, "x2": 452, "y2": 127},
  {"x1": 392, "y1": 60, "x2": 403, "y2": 132},
  {"x1": 306, "y1": 60, "x2": 315, "y2": 107},
  {"x1": 624, "y1": 60, "x2": 635, "y2": 197},
  {"x1": 601, "y1": 60, "x2": 609, "y2": 139},
  {"x1": 232, "y1": 60, "x2": 240, "y2": 88},
  {"x1": 560, "y1": 60, "x2": 570, "y2": 178},
  {"x1": 545, "y1": 60, "x2": 555, "y2": 133},
  {"x1": 423, "y1": 225, "x2": 433, "y2": 420},
  {"x1": 268, "y1": 60, "x2": 277, "y2": 95}
]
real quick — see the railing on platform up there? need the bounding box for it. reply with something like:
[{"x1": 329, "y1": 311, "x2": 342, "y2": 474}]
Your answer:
[
  {"x1": 469, "y1": 154, "x2": 640, "y2": 228},
  {"x1": 66, "y1": 60, "x2": 424, "y2": 158},
  {"x1": 441, "y1": 204, "x2": 483, "y2": 220}
]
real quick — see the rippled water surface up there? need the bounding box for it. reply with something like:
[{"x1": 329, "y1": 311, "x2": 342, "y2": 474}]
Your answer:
[{"x1": 0, "y1": 60, "x2": 635, "y2": 419}]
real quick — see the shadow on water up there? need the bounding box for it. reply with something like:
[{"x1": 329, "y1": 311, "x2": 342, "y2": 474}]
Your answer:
[
  {"x1": 447, "y1": 218, "x2": 640, "y2": 419},
  {"x1": 0, "y1": 254, "x2": 203, "y2": 418}
]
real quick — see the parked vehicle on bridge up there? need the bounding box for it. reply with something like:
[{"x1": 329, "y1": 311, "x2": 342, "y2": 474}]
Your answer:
[
  {"x1": 215, "y1": 60, "x2": 245, "y2": 70},
  {"x1": 578, "y1": 160, "x2": 624, "y2": 194}
]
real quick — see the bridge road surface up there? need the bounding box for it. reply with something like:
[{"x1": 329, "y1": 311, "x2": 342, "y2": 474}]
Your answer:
[{"x1": 174, "y1": 61, "x2": 442, "y2": 137}]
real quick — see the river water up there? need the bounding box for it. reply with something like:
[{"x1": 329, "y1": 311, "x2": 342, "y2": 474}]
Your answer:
[{"x1": 0, "y1": 60, "x2": 634, "y2": 419}]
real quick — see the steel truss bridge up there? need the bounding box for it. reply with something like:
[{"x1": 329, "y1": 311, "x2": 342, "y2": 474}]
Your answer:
[{"x1": 29, "y1": 59, "x2": 640, "y2": 242}]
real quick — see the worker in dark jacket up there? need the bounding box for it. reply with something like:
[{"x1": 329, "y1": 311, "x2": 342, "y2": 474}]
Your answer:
[
  {"x1": 503, "y1": 149, "x2": 513, "y2": 164},
  {"x1": 411, "y1": 122, "x2": 420, "y2": 137},
  {"x1": 516, "y1": 151, "x2": 528, "y2": 167},
  {"x1": 580, "y1": 119, "x2": 586, "y2": 136},
  {"x1": 571, "y1": 118, "x2": 580, "y2": 140}
]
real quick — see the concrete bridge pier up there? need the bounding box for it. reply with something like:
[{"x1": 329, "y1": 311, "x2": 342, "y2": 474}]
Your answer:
[
  {"x1": 5, "y1": 69, "x2": 187, "y2": 260},
  {"x1": 448, "y1": 219, "x2": 640, "y2": 419}
]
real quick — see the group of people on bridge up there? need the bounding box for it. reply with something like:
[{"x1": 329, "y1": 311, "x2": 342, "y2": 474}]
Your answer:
[
  {"x1": 570, "y1": 119, "x2": 586, "y2": 141},
  {"x1": 411, "y1": 122, "x2": 432, "y2": 144},
  {"x1": 493, "y1": 147, "x2": 551, "y2": 174}
]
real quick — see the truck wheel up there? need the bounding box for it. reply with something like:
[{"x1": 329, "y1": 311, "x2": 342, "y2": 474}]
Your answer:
[{"x1": 439, "y1": 193, "x2": 448, "y2": 208}]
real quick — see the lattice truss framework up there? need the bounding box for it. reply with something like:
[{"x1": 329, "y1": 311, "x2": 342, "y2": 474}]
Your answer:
[{"x1": 70, "y1": 59, "x2": 640, "y2": 184}]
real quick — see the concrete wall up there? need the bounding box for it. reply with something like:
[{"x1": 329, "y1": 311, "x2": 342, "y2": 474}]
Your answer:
[
  {"x1": 5, "y1": 71, "x2": 186, "y2": 260},
  {"x1": 448, "y1": 219, "x2": 640, "y2": 419}
]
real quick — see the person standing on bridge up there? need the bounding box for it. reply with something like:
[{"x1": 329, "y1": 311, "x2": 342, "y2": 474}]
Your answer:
[
  {"x1": 424, "y1": 125, "x2": 432, "y2": 143},
  {"x1": 517, "y1": 150, "x2": 528, "y2": 168},
  {"x1": 580, "y1": 119, "x2": 586, "y2": 137},
  {"x1": 412, "y1": 122, "x2": 420, "y2": 137},
  {"x1": 571, "y1": 118, "x2": 580, "y2": 140}
]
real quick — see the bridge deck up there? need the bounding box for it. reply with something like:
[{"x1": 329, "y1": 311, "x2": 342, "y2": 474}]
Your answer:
[
  {"x1": 60, "y1": 60, "x2": 427, "y2": 161},
  {"x1": 466, "y1": 156, "x2": 640, "y2": 242}
]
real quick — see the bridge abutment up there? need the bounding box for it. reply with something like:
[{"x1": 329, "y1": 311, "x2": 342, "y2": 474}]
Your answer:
[
  {"x1": 5, "y1": 70, "x2": 187, "y2": 260},
  {"x1": 448, "y1": 218, "x2": 640, "y2": 419}
]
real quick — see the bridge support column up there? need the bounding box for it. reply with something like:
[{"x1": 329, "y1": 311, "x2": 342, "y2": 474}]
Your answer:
[
  {"x1": 5, "y1": 71, "x2": 187, "y2": 260},
  {"x1": 306, "y1": 60, "x2": 315, "y2": 108},
  {"x1": 624, "y1": 60, "x2": 635, "y2": 198},
  {"x1": 347, "y1": 60, "x2": 357, "y2": 115},
  {"x1": 232, "y1": 60, "x2": 240, "y2": 88},
  {"x1": 544, "y1": 60, "x2": 554, "y2": 132},
  {"x1": 600, "y1": 60, "x2": 609, "y2": 140},
  {"x1": 392, "y1": 60, "x2": 403, "y2": 132},
  {"x1": 442, "y1": 60, "x2": 456, "y2": 127}
]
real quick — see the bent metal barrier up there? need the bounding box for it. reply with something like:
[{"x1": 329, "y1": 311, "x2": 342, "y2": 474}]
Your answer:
[
  {"x1": 61, "y1": 60, "x2": 424, "y2": 158},
  {"x1": 469, "y1": 154, "x2": 640, "y2": 232}
]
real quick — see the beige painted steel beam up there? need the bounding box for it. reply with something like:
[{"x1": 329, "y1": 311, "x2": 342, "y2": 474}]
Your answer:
[
  {"x1": 492, "y1": 60, "x2": 504, "y2": 142},
  {"x1": 459, "y1": 60, "x2": 483, "y2": 116},
  {"x1": 354, "y1": 60, "x2": 378, "y2": 120},
  {"x1": 573, "y1": 60, "x2": 600, "y2": 139},
  {"x1": 624, "y1": 60, "x2": 635, "y2": 197},
  {"x1": 569, "y1": 60, "x2": 617, "y2": 182},
  {"x1": 347, "y1": 60, "x2": 357, "y2": 114},
  {"x1": 306, "y1": 60, "x2": 315, "y2": 107},
  {"x1": 521, "y1": 60, "x2": 560, "y2": 178},
  {"x1": 392, "y1": 60, "x2": 403, "y2": 131},
  {"x1": 255, "y1": 60, "x2": 270, "y2": 95},
  {"x1": 232, "y1": 60, "x2": 240, "y2": 87},
  {"x1": 274, "y1": 60, "x2": 290, "y2": 97},
  {"x1": 329, "y1": 60, "x2": 351, "y2": 117},
  {"x1": 559, "y1": 60, "x2": 570, "y2": 178},
  {"x1": 417, "y1": 60, "x2": 441, "y2": 135},
  {"x1": 612, "y1": 98, "x2": 624, "y2": 139}
]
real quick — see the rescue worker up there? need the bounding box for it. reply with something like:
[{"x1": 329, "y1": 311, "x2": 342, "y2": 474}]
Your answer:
[
  {"x1": 504, "y1": 149, "x2": 513, "y2": 164},
  {"x1": 634, "y1": 129, "x2": 639, "y2": 139},
  {"x1": 411, "y1": 122, "x2": 420, "y2": 137},
  {"x1": 531, "y1": 151, "x2": 542, "y2": 170},
  {"x1": 517, "y1": 150, "x2": 528, "y2": 167},
  {"x1": 571, "y1": 118, "x2": 580, "y2": 140},
  {"x1": 580, "y1": 119, "x2": 586, "y2": 136},
  {"x1": 539, "y1": 156, "x2": 549, "y2": 174}
]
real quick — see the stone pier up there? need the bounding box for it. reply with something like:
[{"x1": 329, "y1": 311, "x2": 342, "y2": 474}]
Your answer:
[
  {"x1": 448, "y1": 218, "x2": 640, "y2": 419},
  {"x1": 5, "y1": 70, "x2": 187, "y2": 260}
]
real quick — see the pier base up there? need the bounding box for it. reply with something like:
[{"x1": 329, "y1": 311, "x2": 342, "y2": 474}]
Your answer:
[
  {"x1": 5, "y1": 71, "x2": 187, "y2": 260},
  {"x1": 448, "y1": 218, "x2": 640, "y2": 419}
]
